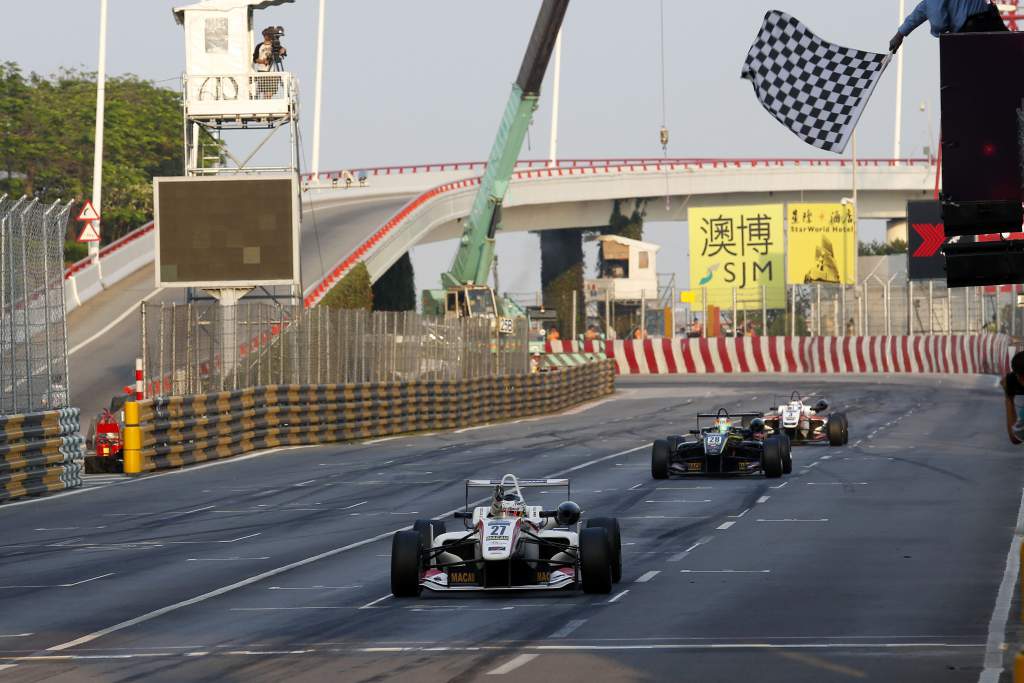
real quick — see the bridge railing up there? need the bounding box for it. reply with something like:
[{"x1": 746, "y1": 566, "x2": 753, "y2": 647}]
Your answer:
[{"x1": 302, "y1": 157, "x2": 935, "y2": 184}]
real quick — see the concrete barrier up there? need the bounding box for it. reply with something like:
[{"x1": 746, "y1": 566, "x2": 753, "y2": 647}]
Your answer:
[
  {"x1": 123, "y1": 361, "x2": 616, "y2": 474},
  {"x1": 546, "y1": 334, "x2": 1011, "y2": 376},
  {"x1": 0, "y1": 408, "x2": 84, "y2": 502},
  {"x1": 63, "y1": 222, "x2": 155, "y2": 313}
]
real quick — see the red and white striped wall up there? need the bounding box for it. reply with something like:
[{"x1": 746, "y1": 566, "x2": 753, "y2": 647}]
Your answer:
[{"x1": 546, "y1": 334, "x2": 1011, "y2": 376}]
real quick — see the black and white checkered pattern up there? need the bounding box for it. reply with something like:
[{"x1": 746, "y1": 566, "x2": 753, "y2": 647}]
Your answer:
[{"x1": 742, "y1": 11, "x2": 890, "y2": 154}]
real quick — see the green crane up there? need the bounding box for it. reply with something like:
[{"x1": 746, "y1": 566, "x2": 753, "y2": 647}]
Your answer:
[{"x1": 422, "y1": 0, "x2": 569, "y2": 324}]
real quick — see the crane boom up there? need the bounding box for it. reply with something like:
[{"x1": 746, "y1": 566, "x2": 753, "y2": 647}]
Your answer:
[{"x1": 426, "y1": 0, "x2": 568, "y2": 316}]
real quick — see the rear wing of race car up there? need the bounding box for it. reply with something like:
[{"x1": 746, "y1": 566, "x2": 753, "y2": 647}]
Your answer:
[
  {"x1": 696, "y1": 411, "x2": 764, "y2": 429},
  {"x1": 463, "y1": 474, "x2": 570, "y2": 512}
]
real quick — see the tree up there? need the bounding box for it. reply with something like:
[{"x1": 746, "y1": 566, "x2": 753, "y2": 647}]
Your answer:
[
  {"x1": 372, "y1": 253, "x2": 416, "y2": 311},
  {"x1": 858, "y1": 238, "x2": 908, "y2": 256},
  {"x1": 0, "y1": 64, "x2": 222, "y2": 260},
  {"x1": 322, "y1": 262, "x2": 373, "y2": 311}
]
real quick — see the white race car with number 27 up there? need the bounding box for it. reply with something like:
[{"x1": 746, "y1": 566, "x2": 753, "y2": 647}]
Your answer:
[{"x1": 390, "y1": 474, "x2": 622, "y2": 596}]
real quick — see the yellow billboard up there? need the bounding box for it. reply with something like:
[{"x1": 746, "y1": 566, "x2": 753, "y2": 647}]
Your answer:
[
  {"x1": 688, "y1": 204, "x2": 785, "y2": 310},
  {"x1": 786, "y1": 203, "x2": 856, "y2": 285}
]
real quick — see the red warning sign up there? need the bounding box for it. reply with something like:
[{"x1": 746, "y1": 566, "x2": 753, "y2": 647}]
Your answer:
[
  {"x1": 77, "y1": 220, "x2": 101, "y2": 243},
  {"x1": 76, "y1": 200, "x2": 100, "y2": 223}
]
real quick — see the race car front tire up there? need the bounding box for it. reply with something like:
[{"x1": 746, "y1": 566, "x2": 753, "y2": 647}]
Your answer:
[
  {"x1": 586, "y1": 517, "x2": 622, "y2": 583},
  {"x1": 413, "y1": 519, "x2": 444, "y2": 548},
  {"x1": 580, "y1": 527, "x2": 613, "y2": 594},
  {"x1": 778, "y1": 433, "x2": 793, "y2": 474},
  {"x1": 390, "y1": 530, "x2": 424, "y2": 597},
  {"x1": 762, "y1": 437, "x2": 784, "y2": 478},
  {"x1": 652, "y1": 439, "x2": 672, "y2": 479}
]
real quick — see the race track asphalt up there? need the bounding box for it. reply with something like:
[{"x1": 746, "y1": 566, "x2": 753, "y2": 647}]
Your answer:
[{"x1": 0, "y1": 374, "x2": 1020, "y2": 682}]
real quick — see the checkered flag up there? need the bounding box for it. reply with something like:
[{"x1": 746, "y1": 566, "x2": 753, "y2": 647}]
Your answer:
[{"x1": 742, "y1": 11, "x2": 890, "y2": 154}]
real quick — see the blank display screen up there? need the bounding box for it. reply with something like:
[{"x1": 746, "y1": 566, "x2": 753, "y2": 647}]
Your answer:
[{"x1": 157, "y1": 177, "x2": 295, "y2": 284}]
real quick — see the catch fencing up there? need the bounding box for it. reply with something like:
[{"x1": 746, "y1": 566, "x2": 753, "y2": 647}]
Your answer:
[
  {"x1": 0, "y1": 196, "x2": 73, "y2": 415},
  {"x1": 140, "y1": 305, "x2": 530, "y2": 398},
  {"x1": 123, "y1": 360, "x2": 616, "y2": 474},
  {"x1": 0, "y1": 407, "x2": 83, "y2": 501},
  {"x1": 665, "y1": 281, "x2": 1016, "y2": 339}
]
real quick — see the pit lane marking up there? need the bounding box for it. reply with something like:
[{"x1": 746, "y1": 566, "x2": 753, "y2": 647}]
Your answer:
[
  {"x1": 668, "y1": 536, "x2": 713, "y2": 562},
  {"x1": 635, "y1": 571, "x2": 660, "y2": 583},
  {"x1": 607, "y1": 590, "x2": 630, "y2": 604},
  {"x1": 486, "y1": 653, "x2": 539, "y2": 675},
  {"x1": 549, "y1": 619, "x2": 587, "y2": 638}
]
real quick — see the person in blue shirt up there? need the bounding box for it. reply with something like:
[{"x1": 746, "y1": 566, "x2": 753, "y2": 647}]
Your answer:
[{"x1": 890, "y1": 0, "x2": 1006, "y2": 52}]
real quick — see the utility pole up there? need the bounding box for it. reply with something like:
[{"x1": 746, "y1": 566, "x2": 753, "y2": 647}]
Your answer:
[
  {"x1": 91, "y1": 0, "x2": 108, "y2": 265},
  {"x1": 894, "y1": 0, "x2": 905, "y2": 159},
  {"x1": 547, "y1": 27, "x2": 562, "y2": 168},
  {"x1": 311, "y1": 0, "x2": 326, "y2": 181}
]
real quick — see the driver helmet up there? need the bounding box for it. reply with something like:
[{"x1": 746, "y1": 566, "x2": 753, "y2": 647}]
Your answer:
[
  {"x1": 714, "y1": 417, "x2": 732, "y2": 434},
  {"x1": 749, "y1": 417, "x2": 766, "y2": 440},
  {"x1": 499, "y1": 497, "x2": 526, "y2": 517}
]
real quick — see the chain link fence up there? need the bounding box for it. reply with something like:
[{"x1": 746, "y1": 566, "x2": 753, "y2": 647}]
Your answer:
[
  {"x1": 141, "y1": 303, "x2": 530, "y2": 397},
  {"x1": 0, "y1": 197, "x2": 73, "y2": 415},
  {"x1": 668, "y1": 281, "x2": 1017, "y2": 338}
]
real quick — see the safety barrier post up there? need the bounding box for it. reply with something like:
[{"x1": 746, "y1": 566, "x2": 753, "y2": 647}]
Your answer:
[
  {"x1": 123, "y1": 400, "x2": 142, "y2": 475},
  {"x1": 1016, "y1": 648, "x2": 1024, "y2": 683}
]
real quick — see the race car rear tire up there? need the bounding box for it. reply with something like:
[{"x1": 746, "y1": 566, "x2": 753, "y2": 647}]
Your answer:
[
  {"x1": 390, "y1": 530, "x2": 424, "y2": 597},
  {"x1": 827, "y1": 414, "x2": 845, "y2": 447},
  {"x1": 778, "y1": 433, "x2": 793, "y2": 474},
  {"x1": 586, "y1": 517, "x2": 622, "y2": 583},
  {"x1": 412, "y1": 519, "x2": 444, "y2": 548},
  {"x1": 833, "y1": 412, "x2": 849, "y2": 444},
  {"x1": 580, "y1": 527, "x2": 613, "y2": 594},
  {"x1": 762, "y1": 437, "x2": 784, "y2": 479},
  {"x1": 652, "y1": 439, "x2": 672, "y2": 480}
]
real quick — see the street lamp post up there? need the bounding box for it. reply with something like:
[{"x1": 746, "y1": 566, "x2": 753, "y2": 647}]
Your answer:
[
  {"x1": 894, "y1": 0, "x2": 905, "y2": 159},
  {"x1": 547, "y1": 27, "x2": 562, "y2": 168},
  {"x1": 91, "y1": 0, "x2": 109, "y2": 265},
  {"x1": 311, "y1": 0, "x2": 326, "y2": 181}
]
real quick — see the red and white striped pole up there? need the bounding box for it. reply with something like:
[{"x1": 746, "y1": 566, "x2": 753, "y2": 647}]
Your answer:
[{"x1": 134, "y1": 357, "x2": 144, "y2": 401}]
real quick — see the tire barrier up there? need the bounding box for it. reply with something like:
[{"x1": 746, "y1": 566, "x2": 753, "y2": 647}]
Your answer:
[
  {"x1": 546, "y1": 334, "x2": 1011, "y2": 376},
  {"x1": 0, "y1": 407, "x2": 84, "y2": 502},
  {"x1": 122, "y1": 360, "x2": 616, "y2": 475}
]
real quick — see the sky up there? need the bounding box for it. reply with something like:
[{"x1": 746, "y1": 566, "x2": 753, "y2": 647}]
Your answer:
[{"x1": 8, "y1": 0, "x2": 946, "y2": 296}]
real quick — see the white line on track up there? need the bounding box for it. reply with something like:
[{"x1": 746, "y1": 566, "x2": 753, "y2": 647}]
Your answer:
[
  {"x1": 0, "y1": 573, "x2": 115, "y2": 589},
  {"x1": 549, "y1": 619, "x2": 587, "y2": 638},
  {"x1": 644, "y1": 500, "x2": 711, "y2": 504},
  {"x1": 756, "y1": 519, "x2": 829, "y2": 523},
  {"x1": 486, "y1": 653, "x2": 539, "y2": 675},
  {"x1": 680, "y1": 570, "x2": 770, "y2": 574},
  {"x1": 46, "y1": 444, "x2": 651, "y2": 652},
  {"x1": 359, "y1": 594, "x2": 392, "y2": 610},
  {"x1": 978, "y1": 486, "x2": 1024, "y2": 683},
  {"x1": 628, "y1": 483, "x2": 643, "y2": 491},
  {"x1": 769, "y1": 481, "x2": 789, "y2": 489},
  {"x1": 807, "y1": 482, "x2": 868, "y2": 486},
  {"x1": 186, "y1": 557, "x2": 269, "y2": 562},
  {"x1": 716, "y1": 521, "x2": 735, "y2": 530},
  {"x1": 293, "y1": 480, "x2": 316, "y2": 487},
  {"x1": 268, "y1": 585, "x2": 361, "y2": 591},
  {"x1": 635, "y1": 571, "x2": 660, "y2": 583},
  {"x1": 607, "y1": 590, "x2": 630, "y2": 604},
  {"x1": 756, "y1": 496, "x2": 770, "y2": 504},
  {"x1": 655, "y1": 486, "x2": 712, "y2": 490},
  {"x1": 729, "y1": 508, "x2": 750, "y2": 518},
  {"x1": 0, "y1": 664, "x2": 17, "y2": 672},
  {"x1": 454, "y1": 424, "x2": 492, "y2": 434},
  {"x1": 340, "y1": 501, "x2": 368, "y2": 511},
  {"x1": 0, "y1": 634, "x2": 32, "y2": 638},
  {"x1": 362, "y1": 437, "x2": 400, "y2": 445}
]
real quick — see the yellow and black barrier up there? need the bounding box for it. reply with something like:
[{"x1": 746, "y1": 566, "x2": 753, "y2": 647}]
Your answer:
[
  {"x1": 0, "y1": 407, "x2": 84, "y2": 502},
  {"x1": 123, "y1": 361, "x2": 616, "y2": 475}
]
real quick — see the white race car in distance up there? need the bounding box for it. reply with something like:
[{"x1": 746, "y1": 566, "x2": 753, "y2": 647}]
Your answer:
[
  {"x1": 390, "y1": 474, "x2": 622, "y2": 596},
  {"x1": 764, "y1": 391, "x2": 849, "y2": 446}
]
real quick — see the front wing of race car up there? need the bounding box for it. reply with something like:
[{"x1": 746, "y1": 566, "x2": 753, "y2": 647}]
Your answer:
[
  {"x1": 421, "y1": 564, "x2": 577, "y2": 591},
  {"x1": 764, "y1": 416, "x2": 828, "y2": 443},
  {"x1": 670, "y1": 438, "x2": 766, "y2": 475}
]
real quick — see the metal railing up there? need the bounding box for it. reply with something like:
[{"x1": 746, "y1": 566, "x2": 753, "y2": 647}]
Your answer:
[
  {"x1": 140, "y1": 304, "x2": 530, "y2": 398},
  {"x1": 183, "y1": 72, "x2": 297, "y2": 107},
  {"x1": 0, "y1": 197, "x2": 73, "y2": 415}
]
